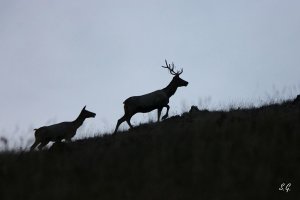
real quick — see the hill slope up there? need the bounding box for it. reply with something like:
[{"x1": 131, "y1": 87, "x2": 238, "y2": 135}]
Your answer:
[{"x1": 1, "y1": 99, "x2": 300, "y2": 200}]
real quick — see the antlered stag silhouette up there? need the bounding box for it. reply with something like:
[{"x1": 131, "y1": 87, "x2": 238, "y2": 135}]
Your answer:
[
  {"x1": 30, "y1": 106, "x2": 96, "y2": 151},
  {"x1": 114, "y1": 60, "x2": 188, "y2": 133}
]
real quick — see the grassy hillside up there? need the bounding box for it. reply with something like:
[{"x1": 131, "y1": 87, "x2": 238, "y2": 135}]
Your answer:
[{"x1": 1, "y1": 99, "x2": 300, "y2": 200}]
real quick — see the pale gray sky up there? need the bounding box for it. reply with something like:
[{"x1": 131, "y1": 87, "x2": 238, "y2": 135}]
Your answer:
[{"x1": 1, "y1": 0, "x2": 300, "y2": 148}]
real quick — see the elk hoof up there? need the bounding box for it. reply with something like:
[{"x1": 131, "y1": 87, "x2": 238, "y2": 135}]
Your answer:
[{"x1": 162, "y1": 115, "x2": 168, "y2": 120}]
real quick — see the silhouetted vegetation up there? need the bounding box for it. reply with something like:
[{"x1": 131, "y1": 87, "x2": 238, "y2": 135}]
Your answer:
[{"x1": 1, "y1": 99, "x2": 300, "y2": 199}]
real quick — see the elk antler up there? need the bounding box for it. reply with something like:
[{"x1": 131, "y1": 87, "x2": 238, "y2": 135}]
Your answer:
[{"x1": 162, "y1": 59, "x2": 183, "y2": 75}]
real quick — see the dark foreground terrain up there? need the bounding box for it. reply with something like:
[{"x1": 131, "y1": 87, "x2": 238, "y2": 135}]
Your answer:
[{"x1": 1, "y1": 99, "x2": 300, "y2": 200}]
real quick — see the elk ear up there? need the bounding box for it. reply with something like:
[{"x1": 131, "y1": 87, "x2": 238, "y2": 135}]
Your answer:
[{"x1": 82, "y1": 105, "x2": 86, "y2": 110}]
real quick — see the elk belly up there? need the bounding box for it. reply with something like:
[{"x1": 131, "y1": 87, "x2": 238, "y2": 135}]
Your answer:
[{"x1": 137, "y1": 92, "x2": 168, "y2": 113}]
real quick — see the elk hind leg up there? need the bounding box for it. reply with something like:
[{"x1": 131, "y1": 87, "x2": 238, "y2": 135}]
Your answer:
[
  {"x1": 38, "y1": 140, "x2": 49, "y2": 151},
  {"x1": 114, "y1": 115, "x2": 126, "y2": 133},
  {"x1": 30, "y1": 140, "x2": 39, "y2": 151},
  {"x1": 126, "y1": 115, "x2": 134, "y2": 129}
]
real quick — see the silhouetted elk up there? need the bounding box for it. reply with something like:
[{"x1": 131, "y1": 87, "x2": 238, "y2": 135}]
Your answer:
[
  {"x1": 293, "y1": 94, "x2": 300, "y2": 104},
  {"x1": 114, "y1": 60, "x2": 188, "y2": 133},
  {"x1": 30, "y1": 106, "x2": 96, "y2": 151}
]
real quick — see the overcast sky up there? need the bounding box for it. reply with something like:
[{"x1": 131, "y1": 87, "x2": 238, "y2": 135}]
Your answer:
[{"x1": 1, "y1": 0, "x2": 300, "y2": 149}]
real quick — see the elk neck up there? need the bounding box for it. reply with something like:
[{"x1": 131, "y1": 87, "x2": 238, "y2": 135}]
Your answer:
[
  {"x1": 162, "y1": 79, "x2": 178, "y2": 98},
  {"x1": 72, "y1": 111, "x2": 86, "y2": 128}
]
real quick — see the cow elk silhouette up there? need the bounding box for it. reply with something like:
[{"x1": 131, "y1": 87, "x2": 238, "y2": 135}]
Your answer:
[
  {"x1": 114, "y1": 60, "x2": 188, "y2": 133},
  {"x1": 30, "y1": 106, "x2": 96, "y2": 151}
]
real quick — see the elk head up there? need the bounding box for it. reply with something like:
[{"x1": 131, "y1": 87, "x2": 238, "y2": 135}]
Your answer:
[
  {"x1": 80, "y1": 106, "x2": 96, "y2": 118},
  {"x1": 162, "y1": 60, "x2": 188, "y2": 87}
]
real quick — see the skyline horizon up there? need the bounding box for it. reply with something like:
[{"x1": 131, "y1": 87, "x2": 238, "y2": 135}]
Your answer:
[{"x1": 1, "y1": 88, "x2": 299, "y2": 150}]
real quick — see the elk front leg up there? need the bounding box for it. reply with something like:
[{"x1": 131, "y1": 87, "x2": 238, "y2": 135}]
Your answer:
[
  {"x1": 157, "y1": 108, "x2": 162, "y2": 122},
  {"x1": 162, "y1": 105, "x2": 170, "y2": 120}
]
